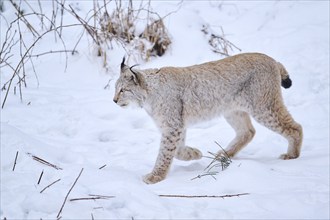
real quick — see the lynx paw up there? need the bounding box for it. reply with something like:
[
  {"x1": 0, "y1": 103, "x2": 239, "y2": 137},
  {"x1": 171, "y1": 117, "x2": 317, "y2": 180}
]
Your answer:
[
  {"x1": 280, "y1": 153, "x2": 299, "y2": 160},
  {"x1": 175, "y1": 147, "x2": 203, "y2": 161},
  {"x1": 143, "y1": 173, "x2": 165, "y2": 184}
]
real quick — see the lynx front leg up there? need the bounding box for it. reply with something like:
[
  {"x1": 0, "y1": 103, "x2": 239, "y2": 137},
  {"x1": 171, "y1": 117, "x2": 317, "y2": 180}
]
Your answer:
[
  {"x1": 143, "y1": 128, "x2": 185, "y2": 184},
  {"x1": 173, "y1": 129, "x2": 203, "y2": 161},
  {"x1": 175, "y1": 146, "x2": 203, "y2": 161}
]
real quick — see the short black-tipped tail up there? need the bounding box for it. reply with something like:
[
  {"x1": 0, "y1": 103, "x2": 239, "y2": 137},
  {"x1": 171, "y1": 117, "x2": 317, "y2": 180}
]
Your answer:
[
  {"x1": 278, "y1": 62, "x2": 292, "y2": 89},
  {"x1": 281, "y1": 77, "x2": 292, "y2": 89}
]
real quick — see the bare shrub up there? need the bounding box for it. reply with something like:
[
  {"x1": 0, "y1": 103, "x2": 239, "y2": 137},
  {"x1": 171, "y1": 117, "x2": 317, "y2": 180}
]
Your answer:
[
  {"x1": 99, "y1": 3, "x2": 135, "y2": 43},
  {"x1": 201, "y1": 24, "x2": 241, "y2": 56},
  {"x1": 1, "y1": 0, "x2": 77, "y2": 108},
  {"x1": 96, "y1": 0, "x2": 172, "y2": 63},
  {"x1": 1, "y1": 0, "x2": 238, "y2": 108},
  {"x1": 0, "y1": 0, "x2": 173, "y2": 108},
  {"x1": 192, "y1": 141, "x2": 232, "y2": 181},
  {"x1": 141, "y1": 19, "x2": 171, "y2": 58}
]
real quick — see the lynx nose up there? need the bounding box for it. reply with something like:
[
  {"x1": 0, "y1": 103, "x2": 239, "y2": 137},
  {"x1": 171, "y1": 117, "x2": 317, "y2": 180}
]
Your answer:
[{"x1": 113, "y1": 99, "x2": 118, "y2": 104}]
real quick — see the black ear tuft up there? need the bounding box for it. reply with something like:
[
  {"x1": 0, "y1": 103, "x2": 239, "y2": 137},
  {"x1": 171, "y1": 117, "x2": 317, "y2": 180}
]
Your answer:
[
  {"x1": 121, "y1": 57, "x2": 126, "y2": 70},
  {"x1": 129, "y1": 64, "x2": 140, "y2": 85},
  {"x1": 129, "y1": 64, "x2": 139, "y2": 74}
]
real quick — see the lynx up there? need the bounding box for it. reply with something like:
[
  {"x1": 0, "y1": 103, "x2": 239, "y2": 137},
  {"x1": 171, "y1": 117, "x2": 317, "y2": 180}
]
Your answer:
[{"x1": 113, "y1": 53, "x2": 303, "y2": 184}]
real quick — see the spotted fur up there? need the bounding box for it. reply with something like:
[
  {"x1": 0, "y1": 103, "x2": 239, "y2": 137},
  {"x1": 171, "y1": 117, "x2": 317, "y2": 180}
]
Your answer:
[{"x1": 113, "y1": 53, "x2": 303, "y2": 184}]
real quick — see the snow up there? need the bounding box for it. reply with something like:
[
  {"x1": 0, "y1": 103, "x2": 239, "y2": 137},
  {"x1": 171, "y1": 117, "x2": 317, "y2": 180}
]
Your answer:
[{"x1": 1, "y1": 1, "x2": 329, "y2": 219}]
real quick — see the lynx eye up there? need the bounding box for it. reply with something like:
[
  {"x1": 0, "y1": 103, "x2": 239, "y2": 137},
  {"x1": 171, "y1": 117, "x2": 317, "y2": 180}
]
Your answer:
[{"x1": 121, "y1": 88, "x2": 132, "y2": 93}]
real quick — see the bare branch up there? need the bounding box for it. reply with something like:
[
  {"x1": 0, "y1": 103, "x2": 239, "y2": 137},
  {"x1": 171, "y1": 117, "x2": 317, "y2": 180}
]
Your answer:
[
  {"x1": 40, "y1": 178, "x2": 61, "y2": 194},
  {"x1": 192, "y1": 141, "x2": 232, "y2": 181},
  {"x1": 190, "y1": 172, "x2": 218, "y2": 181},
  {"x1": 70, "y1": 195, "x2": 115, "y2": 202},
  {"x1": 1, "y1": 23, "x2": 80, "y2": 109},
  {"x1": 37, "y1": 170, "x2": 44, "y2": 185},
  {"x1": 27, "y1": 50, "x2": 78, "y2": 58},
  {"x1": 57, "y1": 168, "x2": 84, "y2": 218},
  {"x1": 202, "y1": 24, "x2": 241, "y2": 56},
  {"x1": 159, "y1": 193, "x2": 250, "y2": 199},
  {"x1": 27, "y1": 153, "x2": 63, "y2": 170},
  {"x1": 12, "y1": 151, "x2": 19, "y2": 171},
  {"x1": 9, "y1": 0, "x2": 40, "y2": 37},
  {"x1": 98, "y1": 164, "x2": 107, "y2": 170}
]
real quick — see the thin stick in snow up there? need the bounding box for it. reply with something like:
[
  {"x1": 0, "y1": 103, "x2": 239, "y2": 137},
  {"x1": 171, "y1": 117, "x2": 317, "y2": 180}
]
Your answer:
[
  {"x1": 88, "y1": 194, "x2": 114, "y2": 198},
  {"x1": 27, "y1": 153, "x2": 63, "y2": 170},
  {"x1": 158, "y1": 193, "x2": 250, "y2": 199},
  {"x1": 70, "y1": 196, "x2": 115, "y2": 202},
  {"x1": 56, "y1": 168, "x2": 84, "y2": 218},
  {"x1": 70, "y1": 194, "x2": 115, "y2": 202},
  {"x1": 40, "y1": 178, "x2": 61, "y2": 194},
  {"x1": 190, "y1": 172, "x2": 218, "y2": 180},
  {"x1": 12, "y1": 151, "x2": 19, "y2": 171},
  {"x1": 37, "y1": 170, "x2": 44, "y2": 185},
  {"x1": 98, "y1": 164, "x2": 107, "y2": 170}
]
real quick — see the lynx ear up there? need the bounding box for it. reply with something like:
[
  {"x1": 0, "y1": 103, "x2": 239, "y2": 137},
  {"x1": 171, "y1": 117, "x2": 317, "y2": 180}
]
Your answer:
[
  {"x1": 130, "y1": 64, "x2": 140, "y2": 85},
  {"x1": 120, "y1": 57, "x2": 126, "y2": 70}
]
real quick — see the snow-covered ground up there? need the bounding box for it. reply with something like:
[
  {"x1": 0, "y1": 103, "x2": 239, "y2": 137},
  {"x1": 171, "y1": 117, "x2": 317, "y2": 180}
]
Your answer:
[{"x1": 1, "y1": 1, "x2": 329, "y2": 219}]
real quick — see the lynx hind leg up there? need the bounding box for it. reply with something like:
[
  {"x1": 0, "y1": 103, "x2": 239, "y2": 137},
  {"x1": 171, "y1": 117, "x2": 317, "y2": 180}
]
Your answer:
[
  {"x1": 253, "y1": 99, "x2": 303, "y2": 160},
  {"x1": 175, "y1": 146, "x2": 203, "y2": 161},
  {"x1": 218, "y1": 111, "x2": 256, "y2": 158}
]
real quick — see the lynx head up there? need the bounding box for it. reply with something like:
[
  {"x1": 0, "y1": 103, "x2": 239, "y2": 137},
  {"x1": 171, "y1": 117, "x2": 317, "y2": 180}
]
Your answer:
[{"x1": 113, "y1": 57, "x2": 147, "y2": 108}]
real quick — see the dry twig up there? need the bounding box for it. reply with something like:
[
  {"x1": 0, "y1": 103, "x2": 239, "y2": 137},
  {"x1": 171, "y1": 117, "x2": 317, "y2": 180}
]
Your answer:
[
  {"x1": 70, "y1": 195, "x2": 115, "y2": 202},
  {"x1": 57, "y1": 168, "x2": 84, "y2": 218},
  {"x1": 205, "y1": 143, "x2": 231, "y2": 172},
  {"x1": 159, "y1": 193, "x2": 249, "y2": 199},
  {"x1": 191, "y1": 172, "x2": 219, "y2": 181},
  {"x1": 98, "y1": 164, "x2": 107, "y2": 170},
  {"x1": 12, "y1": 151, "x2": 19, "y2": 171},
  {"x1": 40, "y1": 178, "x2": 61, "y2": 194},
  {"x1": 192, "y1": 141, "x2": 232, "y2": 181},
  {"x1": 201, "y1": 24, "x2": 241, "y2": 56},
  {"x1": 37, "y1": 170, "x2": 44, "y2": 185},
  {"x1": 27, "y1": 153, "x2": 63, "y2": 170}
]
